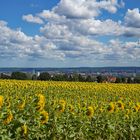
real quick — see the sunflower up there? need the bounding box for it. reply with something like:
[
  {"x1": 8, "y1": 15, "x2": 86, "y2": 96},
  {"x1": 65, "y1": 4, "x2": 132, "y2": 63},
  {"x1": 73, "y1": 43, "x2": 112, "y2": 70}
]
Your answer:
[
  {"x1": 107, "y1": 102, "x2": 115, "y2": 112},
  {"x1": 117, "y1": 101, "x2": 124, "y2": 110},
  {"x1": 22, "y1": 124, "x2": 28, "y2": 135},
  {"x1": 86, "y1": 106, "x2": 94, "y2": 117},
  {"x1": 136, "y1": 103, "x2": 140, "y2": 111},
  {"x1": 37, "y1": 94, "x2": 46, "y2": 111},
  {"x1": 3, "y1": 110, "x2": 13, "y2": 124},
  {"x1": 58, "y1": 100, "x2": 66, "y2": 112},
  {"x1": 18, "y1": 100, "x2": 25, "y2": 110},
  {"x1": 40, "y1": 110, "x2": 49, "y2": 124},
  {"x1": 68, "y1": 104, "x2": 74, "y2": 112},
  {"x1": 0, "y1": 95, "x2": 4, "y2": 109}
]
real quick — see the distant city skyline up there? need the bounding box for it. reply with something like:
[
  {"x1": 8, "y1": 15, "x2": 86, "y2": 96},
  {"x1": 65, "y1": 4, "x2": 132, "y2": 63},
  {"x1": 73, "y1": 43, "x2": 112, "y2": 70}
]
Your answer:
[{"x1": 0, "y1": 0, "x2": 140, "y2": 67}]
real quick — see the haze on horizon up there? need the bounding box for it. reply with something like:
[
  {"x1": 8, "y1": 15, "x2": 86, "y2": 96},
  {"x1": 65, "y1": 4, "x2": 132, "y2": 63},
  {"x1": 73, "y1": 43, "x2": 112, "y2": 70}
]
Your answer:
[{"x1": 0, "y1": 0, "x2": 140, "y2": 67}]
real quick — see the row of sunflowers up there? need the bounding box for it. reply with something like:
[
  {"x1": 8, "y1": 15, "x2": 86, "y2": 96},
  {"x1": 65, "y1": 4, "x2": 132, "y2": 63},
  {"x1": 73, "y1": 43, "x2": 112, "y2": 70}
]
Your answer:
[{"x1": 0, "y1": 80, "x2": 140, "y2": 139}]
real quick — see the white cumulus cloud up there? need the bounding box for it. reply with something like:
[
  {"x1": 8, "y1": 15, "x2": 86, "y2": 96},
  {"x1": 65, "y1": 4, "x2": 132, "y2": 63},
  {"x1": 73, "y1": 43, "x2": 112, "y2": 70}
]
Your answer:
[
  {"x1": 125, "y1": 8, "x2": 140, "y2": 28},
  {"x1": 1, "y1": 0, "x2": 140, "y2": 66},
  {"x1": 22, "y1": 14, "x2": 44, "y2": 24}
]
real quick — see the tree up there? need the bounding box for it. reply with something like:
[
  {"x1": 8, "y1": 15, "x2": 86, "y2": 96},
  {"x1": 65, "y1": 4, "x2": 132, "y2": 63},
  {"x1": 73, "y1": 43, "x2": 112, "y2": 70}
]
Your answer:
[
  {"x1": 86, "y1": 75, "x2": 92, "y2": 82},
  {"x1": 72, "y1": 73, "x2": 79, "y2": 81},
  {"x1": 0, "y1": 73, "x2": 11, "y2": 79},
  {"x1": 38, "y1": 72, "x2": 51, "y2": 81},
  {"x1": 127, "y1": 77, "x2": 133, "y2": 83},
  {"x1": 26, "y1": 73, "x2": 32, "y2": 80},
  {"x1": 32, "y1": 74, "x2": 38, "y2": 80},
  {"x1": 11, "y1": 72, "x2": 28, "y2": 80},
  {"x1": 63, "y1": 74, "x2": 69, "y2": 81},
  {"x1": 52, "y1": 74, "x2": 63, "y2": 81},
  {"x1": 68, "y1": 75, "x2": 73, "y2": 81},
  {"x1": 121, "y1": 77, "x2": 126, "y2": 83},
  {"x1": 134, "y1": 77, "x2": 140, "y2": 83},
  {"x1": 78, "y1": 74, "x2": 85, "y2": 82},
  {"x1": 115, "y1": 77, "x2": 122, "y2": 83},
  {"x1": 97, "y1": 75, "x2": 105, "y2": 83}
]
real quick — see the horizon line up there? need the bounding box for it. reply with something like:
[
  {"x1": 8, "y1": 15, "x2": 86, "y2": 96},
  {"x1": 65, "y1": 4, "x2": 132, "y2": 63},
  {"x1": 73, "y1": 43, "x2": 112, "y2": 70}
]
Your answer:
[{"x1": 0, "y1": 66, "x2": 140, "y2": 69}]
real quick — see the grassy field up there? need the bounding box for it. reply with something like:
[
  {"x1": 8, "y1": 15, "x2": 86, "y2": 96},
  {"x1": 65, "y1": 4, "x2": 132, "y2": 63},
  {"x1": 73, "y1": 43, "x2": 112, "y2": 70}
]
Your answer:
[{"x1": 0, "y1": 80, "x2": 140, "y2": 139}]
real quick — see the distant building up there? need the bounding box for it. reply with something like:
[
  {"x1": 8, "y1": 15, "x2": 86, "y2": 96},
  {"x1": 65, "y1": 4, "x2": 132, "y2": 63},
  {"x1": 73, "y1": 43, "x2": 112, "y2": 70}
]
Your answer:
[{"x1": 107, "y1": 76, "x2": 116, "y2": 83}]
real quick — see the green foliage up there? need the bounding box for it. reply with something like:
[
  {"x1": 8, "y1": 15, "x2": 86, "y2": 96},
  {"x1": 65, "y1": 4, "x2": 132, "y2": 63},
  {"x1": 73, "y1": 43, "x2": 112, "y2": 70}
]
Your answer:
[
  {"x1": 38, "y1": 72, "x2": 51, "y2": 81},
  {"x1": 97, "y1": 75, "x2": 106, "y2": 83},
  {"x1": 0, "y1": 73, "x2": 11, "y2": 79},
  {"x1": 134, "y1": 77, "x2": 140, "y2": 83},
  {"x1": 11, "y1": 72, "x2": 28, "y2": 80}
]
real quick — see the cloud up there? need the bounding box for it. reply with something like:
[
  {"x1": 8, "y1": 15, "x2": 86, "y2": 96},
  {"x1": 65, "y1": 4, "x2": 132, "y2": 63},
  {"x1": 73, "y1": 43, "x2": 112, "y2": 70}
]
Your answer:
[
  {"x1": 23, "y1": 0, "x2": 121, "y2": 22},
  {"x1": 0, "y1": 19, "x2": 140, "y2": 64},
  {"x1": 123, "y1": 27, "x2": 140, "y2": 37},
  {"x1": 0, "y1": 20, "x2": 65, "y2": 60},
  {"x1": 1, "y1": 0, "x2": 140, "y2": 66},
  {"x1": 0, "y1": 20, "x2": 35, "y2": 58},
  {"x1": 22, "y1": 0, "x2": 131, "y2": 38},
  {"x1": 125, "y1": 8, "x2": 140, "y2": 28},
  {"x1": 20, "y1": 1, "x2": 140, "y2": 63},
  {"x1": 39, "y1": 19, "x2": 140, "y2": 61},
  {"x1": 53, "y1": 0, "x2": 119, "y2": 19},
  {"x1": 107, "y1": 39, "x2": 140, "y2": 60},
  {"x1": 22, "y1": 14, "x2": 44, "y2": 24},
  {"x1": 66, "y1": 19, "x2": 124, "y2": 36},
  {"x1": 38, "y1": 10, "x2": 66, "y2": 22}
]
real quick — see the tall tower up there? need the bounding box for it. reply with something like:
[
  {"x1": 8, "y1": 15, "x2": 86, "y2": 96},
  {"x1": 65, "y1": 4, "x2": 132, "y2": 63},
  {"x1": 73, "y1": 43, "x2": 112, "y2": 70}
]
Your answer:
[{"x1": 32, "y1": 69, "x2": 35, "y2": 75}]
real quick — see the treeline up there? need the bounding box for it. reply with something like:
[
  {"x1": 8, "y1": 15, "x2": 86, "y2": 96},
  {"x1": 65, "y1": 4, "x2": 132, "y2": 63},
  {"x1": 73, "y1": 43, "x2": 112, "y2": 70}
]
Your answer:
[{"x1": 0, "y1": 72, "x2": 140, "y2": 83}]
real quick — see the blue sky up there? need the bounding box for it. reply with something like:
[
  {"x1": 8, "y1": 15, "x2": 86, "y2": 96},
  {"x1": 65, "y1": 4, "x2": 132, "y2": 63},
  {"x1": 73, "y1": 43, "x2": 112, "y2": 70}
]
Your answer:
[
  {"x1": 0, "y1": 0, "x2": 140, "y2": 67},
  {"x1": 0, "y1": 0, "x2": 60, "y2": 35}
]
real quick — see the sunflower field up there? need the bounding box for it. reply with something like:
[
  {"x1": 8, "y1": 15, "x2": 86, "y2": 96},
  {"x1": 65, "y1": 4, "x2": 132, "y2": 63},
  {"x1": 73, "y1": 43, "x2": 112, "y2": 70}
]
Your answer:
[{"x1": 0, "y1": 80, "x2": 140, "y2": 139}]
